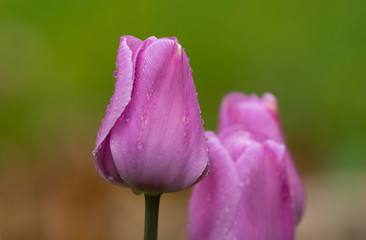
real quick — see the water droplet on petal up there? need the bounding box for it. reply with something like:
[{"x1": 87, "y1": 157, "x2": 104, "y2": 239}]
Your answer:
[
  {"x1": 206, "y1": 194, "x2": 211, "y2": 202},
  {"x1": 136, "y1": 141, "x2": 143, "y2": 150},
  {"x1": 113, "y1": 71, "x2": 117, "y2": 78},
  {"x1": 183, "y1": 111, "x2": 190, "y2": 125}
]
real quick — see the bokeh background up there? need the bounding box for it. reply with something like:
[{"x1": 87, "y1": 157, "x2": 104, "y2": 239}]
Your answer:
[{"x1": 1, "y1": 0, "x2": 366, "y2": 239}]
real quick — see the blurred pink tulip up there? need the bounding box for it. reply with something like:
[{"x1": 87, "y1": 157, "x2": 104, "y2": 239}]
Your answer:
[
  {"x1": 189, "y1": 93, "x2": 305, "y2": 240},
  {"x1": 93, "y1": 36, "x2": 209, "y2": 193},
  {"x1": 219, "y1": 92, "x2": 305, "y2": 223}
]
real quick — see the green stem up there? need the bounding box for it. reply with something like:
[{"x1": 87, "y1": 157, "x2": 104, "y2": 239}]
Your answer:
[{"x1": 144, "y1": 193, "x2": 161, "y2": 240}]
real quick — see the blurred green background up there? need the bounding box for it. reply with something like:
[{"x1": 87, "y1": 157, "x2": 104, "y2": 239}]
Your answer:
[{"x1": 1, "y1": 0, "x2": 365, "y2": 239}]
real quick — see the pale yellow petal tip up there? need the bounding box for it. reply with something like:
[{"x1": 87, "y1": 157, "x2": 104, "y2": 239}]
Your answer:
[
  {"x1": 267, "y1": 101, "x2": 278, "y2": 113},
  {"x1": 262, "y1": 93, "x2": 278, "y2": 114},
  {"x1": 177, "y1": 43, "x2": 182, "y2": 56}
]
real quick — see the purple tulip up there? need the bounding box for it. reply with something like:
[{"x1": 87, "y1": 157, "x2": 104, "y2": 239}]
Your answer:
[
  {"x1": 188, "y1": 93, "x2": 305, "y2": 240},
  {"x1": 93, "y1": 36, "x2": 209, "y2": 193},
  {"x1": 219, "y1": 93, "x2": 305, "y2": 223}
]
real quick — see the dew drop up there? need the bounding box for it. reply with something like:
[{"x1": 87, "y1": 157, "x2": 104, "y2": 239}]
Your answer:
[
  {"x1": 142, "y1": 109, "x2": 149, "y2": 121},
  {"x1": 126, "y1": 117, "x2": 131, "y2": 122},
  {"x1": 136, "y1": 141, "x2": 143, "y2": 150},
  {"x1": 113, "y1": 70, "x2": 117, "y2": 78},
  {"x1": 206, "y1": 194, "x2": 211, "y2": 202}
]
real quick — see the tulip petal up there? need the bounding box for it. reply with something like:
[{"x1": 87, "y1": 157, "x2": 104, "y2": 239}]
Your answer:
[
  {"x1": 123, "y1": 35, "x2": 144, "y2": 53},
  {"x1": 94, "y1": 135, "x2": 126, "y2": 186},
  {"x1": 189, "y1": 131, "x2": 240, "y2": 240},
  {"x1": 219, "y1": 127, "x2": 254, "y2": 162},
  {"x1": 94, "y1": 36, "x2": 142, "y2": 150},
  {"x1": 110, "y1": 38, "x2": 208, "y2": 192},
  {"x1": 219, "y1": 92, "x2": 284, "y2": 143},
  {"x1": 227, "y1": 140, "x2": 295, "y2": 240},
  {"x1": 93, "y1": 37, "x2": 140, "y2": 183},
  {"x1": 219, "y1": 92, "x2": 249, "y2": 131},
  {"x1": 285, "y1": 151, "x2": 306, "y2": 224}
]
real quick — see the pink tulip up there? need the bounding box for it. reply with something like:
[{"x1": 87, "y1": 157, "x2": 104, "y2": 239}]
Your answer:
[
  {"x1": 219, "y1": 93, "x2": 305, "y2": 223},
  {"x1": 189, "y1": 93, "x2": 305, "y2": 240},
  {"x1": 93, "y1": 36, "x2": 209, "y2": 193}
]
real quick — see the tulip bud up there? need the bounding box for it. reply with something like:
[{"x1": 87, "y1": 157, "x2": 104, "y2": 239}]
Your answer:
[
  {"x1": 93, "y1": 36, "x2": 209, "y2": 193},
  {"x1": 188, "y1": 93, "x2": 305, "y2": 240},
  {"x1": 219, "y1": 92, "x2": 305, "y2": 223}
]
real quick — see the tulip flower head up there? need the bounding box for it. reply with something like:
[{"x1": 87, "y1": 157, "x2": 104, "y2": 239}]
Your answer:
[
  {"x1": 93, "y1": 36, "x2": 209, "y2": 194},
  {"x1": 189, "y1": 93, "x2": 305, "y2": 240},
  {"x1": 219, "y1": 93, "x2": 305, "y2": 223}
]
